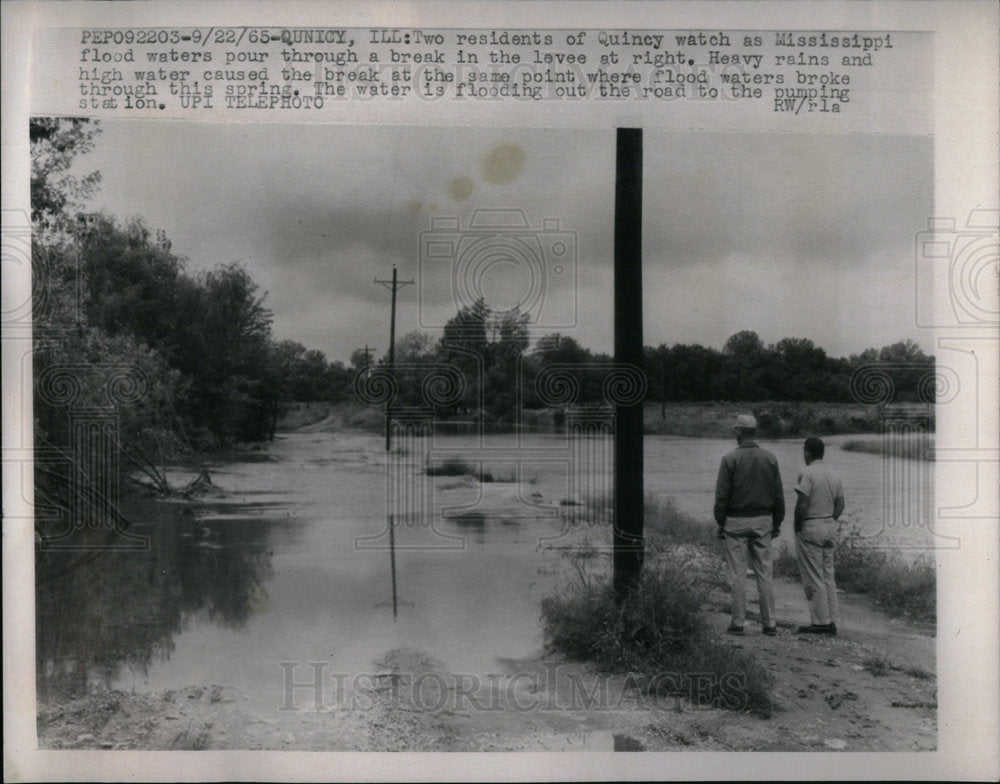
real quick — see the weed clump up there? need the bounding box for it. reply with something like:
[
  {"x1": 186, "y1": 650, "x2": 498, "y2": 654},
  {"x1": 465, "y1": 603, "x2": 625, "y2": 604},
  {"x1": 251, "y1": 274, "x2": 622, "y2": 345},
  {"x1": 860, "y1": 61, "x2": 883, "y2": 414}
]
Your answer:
[
  {"x1": 541, "y1": 544, "x2": 774, "y2": 716},
  {"x1": 834, "y1": 520, "x2": 936, "y2": 620},
  {"x1": 863, "y1": 653, "x2": 891, "y2": 677},
  {"x1": 643, "y1": 495, "x2": 716, "y2": 548}
]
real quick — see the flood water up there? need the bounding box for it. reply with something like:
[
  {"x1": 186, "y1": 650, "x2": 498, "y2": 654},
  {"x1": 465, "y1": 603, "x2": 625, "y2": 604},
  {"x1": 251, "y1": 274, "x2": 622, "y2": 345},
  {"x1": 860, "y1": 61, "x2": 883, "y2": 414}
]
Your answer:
[{"x1": 36, "y1": 428, "x2": 935, "y2": 710}]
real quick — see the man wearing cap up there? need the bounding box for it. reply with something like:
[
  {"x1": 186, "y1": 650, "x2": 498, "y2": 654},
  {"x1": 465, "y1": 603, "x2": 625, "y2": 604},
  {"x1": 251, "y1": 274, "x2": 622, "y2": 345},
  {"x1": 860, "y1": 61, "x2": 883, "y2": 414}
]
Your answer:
[
  {"x1": 794, "y1": 437, "x2": 846, "y2": 636},
  {"x1": 714, "y1": 414, "x2": 785, "y2": 636}
]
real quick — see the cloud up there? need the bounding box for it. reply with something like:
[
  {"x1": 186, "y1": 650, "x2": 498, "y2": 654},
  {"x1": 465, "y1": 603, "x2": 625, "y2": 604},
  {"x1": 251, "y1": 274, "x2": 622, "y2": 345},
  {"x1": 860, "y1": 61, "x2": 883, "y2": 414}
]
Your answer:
[
  {"x1": 643, "y1": 131, "x2": 930, "y2": 268},
  {"x1": 78, "y1": 121, "x2": 931, "y2": 361}
]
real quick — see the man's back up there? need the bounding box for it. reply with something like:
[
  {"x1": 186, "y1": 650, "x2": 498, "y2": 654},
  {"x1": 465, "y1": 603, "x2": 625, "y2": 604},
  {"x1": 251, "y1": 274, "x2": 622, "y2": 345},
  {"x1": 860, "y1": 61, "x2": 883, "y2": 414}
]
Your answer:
[
  {"x1": 715, "y1": 442, "x2": 785, "y2": 522},
  {"x1": 795, "y1": 460, "x2": 844, "y2": 520}
]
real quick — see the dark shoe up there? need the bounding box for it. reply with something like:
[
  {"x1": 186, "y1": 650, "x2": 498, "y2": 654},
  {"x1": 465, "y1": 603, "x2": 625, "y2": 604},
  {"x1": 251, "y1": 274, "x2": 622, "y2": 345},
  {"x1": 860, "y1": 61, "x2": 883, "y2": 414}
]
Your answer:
[
  {"x1": 727, "y1": 624, "x2": 745, "y2": 635},
  {"x1": 762, "y1": 626, "x2": 777, "y2": 637},
  {"x1": 797, "y1": 623, "x2": 837, "y2": 635}
]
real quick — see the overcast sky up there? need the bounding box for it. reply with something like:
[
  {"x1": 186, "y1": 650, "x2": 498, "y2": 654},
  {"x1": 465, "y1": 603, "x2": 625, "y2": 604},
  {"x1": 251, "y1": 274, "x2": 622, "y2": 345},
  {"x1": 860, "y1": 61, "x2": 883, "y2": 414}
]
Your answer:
[{"x1": 76, "y1": 120, "x2": 932, "y2": 364}]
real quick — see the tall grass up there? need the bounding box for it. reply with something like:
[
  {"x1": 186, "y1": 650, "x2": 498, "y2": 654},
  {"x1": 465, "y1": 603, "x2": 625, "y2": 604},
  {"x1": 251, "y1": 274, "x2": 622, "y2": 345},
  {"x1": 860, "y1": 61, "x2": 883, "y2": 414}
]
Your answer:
[
  {"x1": 644, "y1": 495, "x2": 717, "y2": 548},
  {"x1": 569, "y1": 492, "x2": 716, "y2": 548},
  {"x1": 773, "y1": 517, "x2": 936, "y2": 621},
  {"x1": 541, "y1": 540, "x2": 774, "y2": 716}
]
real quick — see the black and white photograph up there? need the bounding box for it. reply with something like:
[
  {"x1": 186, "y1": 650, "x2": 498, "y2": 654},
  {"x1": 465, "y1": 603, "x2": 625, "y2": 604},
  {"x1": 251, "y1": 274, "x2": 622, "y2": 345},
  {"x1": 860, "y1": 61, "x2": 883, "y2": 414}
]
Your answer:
[
  {"x1": 3, "y1": 1, "x2": 998, "y2": 781},
  {"x1": 27, "y1": 119, "x2": 940, "y2": 752}
]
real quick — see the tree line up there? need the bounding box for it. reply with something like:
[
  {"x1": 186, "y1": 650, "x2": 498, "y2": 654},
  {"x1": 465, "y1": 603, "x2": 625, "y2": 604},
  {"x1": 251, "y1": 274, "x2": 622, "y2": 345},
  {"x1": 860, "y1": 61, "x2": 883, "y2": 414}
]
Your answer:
[
  {"x1": 30, "y1": 118, "x2": 354, "y2": 525},
  {"x1": 30, "y1": 117, "x2": 934, "y2": 504},
  {"x1": 361, "y1": 311, "x2": 934, "y2": 423}
]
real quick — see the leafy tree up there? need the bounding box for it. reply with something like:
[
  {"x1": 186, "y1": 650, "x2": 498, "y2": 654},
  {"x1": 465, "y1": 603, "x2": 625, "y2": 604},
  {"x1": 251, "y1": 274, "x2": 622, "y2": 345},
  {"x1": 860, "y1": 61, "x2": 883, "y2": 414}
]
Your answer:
[
  {"x1": 169, "y1": 263, "x2": 275, "y2": 443},
  {"x1": 529, "y1": 332, "x2": 619, "y2": 407},
  {"x1": 435, "y1": 299, "x2": 533, "y2": 419},
  {"x1": 878, "y1": 339, "x2": 930, "y2": 365},
  {"x1": 438, "y1": 298, "x2": 490, "y2": 414},
  {"x1": 485, "y1": 309, "x2": 530, "y2": 421},
  {"x1": 877, "y1": 340, "x2": 934, "y2": 401},
  {"x1": 30, "y1": 118, "x2": 102, "y2": 225},
  {"x1": 395, "y1": 331, "x2": 434, "y2": 362},
  {"x1": 78, "y1": 215, "x2": 186, "y2": 351},
  {"x1": 769, "y1": 338, "x2": 829, "y2": 400},
  {"x1": 722, "y1": 330, "x2": 767, "y2": 401},
  {"x1": 667, "y1": 343, "x2": 727, "y2": 401}
]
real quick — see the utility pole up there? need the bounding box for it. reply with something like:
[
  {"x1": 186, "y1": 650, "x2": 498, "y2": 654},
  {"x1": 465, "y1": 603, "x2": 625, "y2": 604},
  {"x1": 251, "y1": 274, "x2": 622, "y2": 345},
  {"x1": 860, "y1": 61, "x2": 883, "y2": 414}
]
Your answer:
[
  {"x1": 660, "y1": 351, "x2": 667, "y2": 422},
  {"x1": 374, "y1": 265, "x2": 414, "y2": 618},
  {"x1": 362, "y1": 344, "x2": 376, "y2": 371},
  {"x1": 613, "y1": 128, "x2": 645, "y2": 604},
  {"x1": 375, "y1": 266, "x2": 414, "y2": 451}
]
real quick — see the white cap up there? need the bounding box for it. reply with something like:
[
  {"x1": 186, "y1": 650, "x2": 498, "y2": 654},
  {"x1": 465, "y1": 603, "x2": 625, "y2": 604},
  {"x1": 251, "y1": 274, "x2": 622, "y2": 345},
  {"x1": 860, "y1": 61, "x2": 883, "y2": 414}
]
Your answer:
[{"x1": 734, "y1": 413, "x2": 757, "y2": 429}]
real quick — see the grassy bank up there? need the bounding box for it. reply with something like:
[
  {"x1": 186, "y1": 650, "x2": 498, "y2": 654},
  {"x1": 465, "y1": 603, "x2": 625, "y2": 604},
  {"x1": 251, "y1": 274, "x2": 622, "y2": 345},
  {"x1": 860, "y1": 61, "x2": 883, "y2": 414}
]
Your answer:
[
  {"x1": 773, "y1": 518, "x2": 936, "y2": 621},
  {"x1": 642, "y1": 401, "x2": 902, "y2": 439},
  {"x1": 645, "y1": 496, "x2": 936, "y2": 622},
  {"x1": 541, "y1": 496, "x2": 774, "y2": 716},
  {"x1": 643, "y1": 495, "x2": 718, "y2": 548},
  {"x1": 841, "y1": 436, "x2": 935, "y2": 461},
  {"x1": 282, "y1": 400, "x2": 913, "y2": 438}
]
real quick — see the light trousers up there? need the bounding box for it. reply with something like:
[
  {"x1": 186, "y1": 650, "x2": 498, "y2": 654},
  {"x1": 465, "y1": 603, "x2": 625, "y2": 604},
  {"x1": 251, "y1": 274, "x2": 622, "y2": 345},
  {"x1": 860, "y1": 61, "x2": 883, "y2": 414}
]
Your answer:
[
  {"x1": 722, "y1": 515, "x2": 775, "y2": 628},
  {"x1": 795, "y1": 517, "x2": 840, "y2": 626}
]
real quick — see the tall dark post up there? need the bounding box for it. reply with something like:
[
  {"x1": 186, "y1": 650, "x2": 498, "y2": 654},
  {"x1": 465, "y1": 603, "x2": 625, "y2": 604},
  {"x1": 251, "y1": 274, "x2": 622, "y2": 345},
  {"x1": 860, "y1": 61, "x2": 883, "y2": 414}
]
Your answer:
[
  {"x1": 660, "y1": 353, "x2": 667, "y2": 422},
  {"x1": 613, "y1": 128, "x2": 644, "y2": 602},
  {"x1": 375, "y1": 266, "x2": 413, "y2": 618},
  {"x1": 386, "y1": 266, "x2": 398, "y2": 452}
]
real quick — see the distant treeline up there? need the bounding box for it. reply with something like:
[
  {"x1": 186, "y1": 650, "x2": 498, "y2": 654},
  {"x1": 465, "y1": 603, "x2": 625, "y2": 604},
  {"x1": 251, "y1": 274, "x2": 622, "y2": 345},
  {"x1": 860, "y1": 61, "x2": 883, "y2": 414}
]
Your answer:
[
  {"x1": 644, "y1": 331, "x2": 934, "y2": 404},
  {"x1": 354, "y1": 307, "x2": 934, "y2": 424},
  {"x1": 30, "y1": 117, "x2": 934, "y2": 496}
]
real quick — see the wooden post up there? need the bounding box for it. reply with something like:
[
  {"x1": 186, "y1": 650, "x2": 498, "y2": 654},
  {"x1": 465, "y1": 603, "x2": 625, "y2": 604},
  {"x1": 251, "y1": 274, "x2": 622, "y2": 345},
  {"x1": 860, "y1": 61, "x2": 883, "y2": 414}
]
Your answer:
[{"x1": 613, "y1": 128, "x2": 644, "y2": 603}]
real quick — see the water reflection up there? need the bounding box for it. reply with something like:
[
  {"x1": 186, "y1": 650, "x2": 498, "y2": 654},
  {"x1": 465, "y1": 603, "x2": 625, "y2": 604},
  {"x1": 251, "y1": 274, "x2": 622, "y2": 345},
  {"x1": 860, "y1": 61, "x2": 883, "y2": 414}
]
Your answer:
[
  {"x1": 35, "y1": 499, "x2": 281, "y2": 699},
  {"x1": 34, "y1": 430, "x2": 934, "y2": 709}
]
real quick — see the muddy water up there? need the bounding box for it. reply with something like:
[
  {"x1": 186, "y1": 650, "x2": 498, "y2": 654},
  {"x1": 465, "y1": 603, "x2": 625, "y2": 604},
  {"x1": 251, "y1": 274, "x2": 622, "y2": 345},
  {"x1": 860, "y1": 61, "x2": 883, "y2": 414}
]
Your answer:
[
  {"x1": 645, "y1": 433, "x2": 938, "y2": 552},
  {"x1": 36, "y1": 429, "x2": 933, "y2": 711}
]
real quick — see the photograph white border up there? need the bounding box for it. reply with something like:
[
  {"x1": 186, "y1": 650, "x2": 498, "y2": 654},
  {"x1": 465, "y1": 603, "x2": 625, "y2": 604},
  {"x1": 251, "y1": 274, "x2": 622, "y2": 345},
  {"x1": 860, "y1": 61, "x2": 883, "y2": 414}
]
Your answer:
[{"x1": 3, "y1": 1, "x2": 998, "y2": 781}]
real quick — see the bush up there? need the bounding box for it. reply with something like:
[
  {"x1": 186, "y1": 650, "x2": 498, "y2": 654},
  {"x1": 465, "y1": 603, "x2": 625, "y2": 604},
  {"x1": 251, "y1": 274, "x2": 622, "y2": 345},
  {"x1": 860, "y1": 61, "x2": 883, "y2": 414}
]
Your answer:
[
  {"x1": 818, "y1": 416, "x2": 838, "y2": 434},
  {"x1": 863, "y1": 653, "x2": 891, "y2": 677},
  {"x1": 541, "y1": 545, "x2": 774, "y2": 716},
  {"x1": 753, "y1": 410, "x2": 783, "y2": 439},
  {"x1": 835, "y1": 522, "x2": 936, "y2": 620},
  {"x1": 862, "y1": 652, "x2": 932, "y2": 680}
]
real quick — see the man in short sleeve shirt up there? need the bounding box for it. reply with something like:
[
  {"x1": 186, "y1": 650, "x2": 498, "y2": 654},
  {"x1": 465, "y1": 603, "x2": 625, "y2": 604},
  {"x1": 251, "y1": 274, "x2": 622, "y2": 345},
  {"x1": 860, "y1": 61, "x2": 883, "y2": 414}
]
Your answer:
[
  {"x1": 794, "y1": 437, "x2": 846, "y2": 635},
  {"x1": 714, "y1": 414, "x2": 785, "y2": 636}
]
